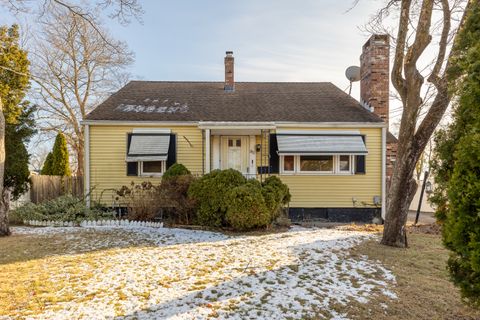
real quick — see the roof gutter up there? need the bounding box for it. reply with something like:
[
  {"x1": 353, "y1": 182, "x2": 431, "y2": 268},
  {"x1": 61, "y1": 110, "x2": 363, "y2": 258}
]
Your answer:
[
  {"x1": 81, "y1": 120, "x2": 387, "y2": 128},
  {"x1": 198, "y1": 121, "x2": 276, "y2": 130},
  {"x1": 275, "y1": 121, "x2": 387, "y2": 128},
  {"x1": 81, "y1": 120, "x2": 198, "y2": 126}
]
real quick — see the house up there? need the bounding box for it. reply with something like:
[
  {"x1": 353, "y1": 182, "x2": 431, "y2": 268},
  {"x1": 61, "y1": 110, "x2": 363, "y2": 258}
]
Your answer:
[{"x1": 83, "y1": 34, "x2": 397, "y2": 223}]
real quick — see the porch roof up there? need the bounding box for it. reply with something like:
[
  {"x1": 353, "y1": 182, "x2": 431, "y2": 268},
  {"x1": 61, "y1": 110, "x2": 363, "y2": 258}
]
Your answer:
[
  {"x1": 126, "y1": 133, "x2": 170, "y2": 162},
  {"x1": 276, "y1": 134, "x2": 368, "y2": 155}
]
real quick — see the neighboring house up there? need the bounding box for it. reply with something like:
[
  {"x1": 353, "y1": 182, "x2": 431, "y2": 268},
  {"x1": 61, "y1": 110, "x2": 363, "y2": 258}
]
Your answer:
[{"x1": 83, "y1": 34, "x2": 397, "y2": 223}]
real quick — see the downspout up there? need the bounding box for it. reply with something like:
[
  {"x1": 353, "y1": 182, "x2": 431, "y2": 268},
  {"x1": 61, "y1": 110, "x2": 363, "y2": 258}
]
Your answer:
[
  {"x1": 205, "y1": 129, "x2": 211, "y2": 173},
  {"x1": 201, "y1": 129, "x2": 205, "y2": 175},
  {"x1": 381, "y1": 127, "x2": 386, "y2": 220},
  {"x1": 260, "y1": 129, "x2": 263, "y2": 182},
  {"x1": 84, "y1": 124, "x2": 90, "y2": 208}
]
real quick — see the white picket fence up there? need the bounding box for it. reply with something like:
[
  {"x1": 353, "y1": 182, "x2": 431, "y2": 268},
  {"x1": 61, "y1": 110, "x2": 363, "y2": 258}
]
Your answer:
[{"x1": 23, "y1": 219, "x2": 164, "y2": 228}]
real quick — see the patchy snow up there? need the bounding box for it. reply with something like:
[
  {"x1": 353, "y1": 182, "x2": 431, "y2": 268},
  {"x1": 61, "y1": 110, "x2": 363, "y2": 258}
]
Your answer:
[
  {"x1": 10, "y1": 226, "x2": 396, "y2": 320},
  {"x1": 115, "y1": 102, "x2": 188, "y2": 114},
  {"x1": 12, "y1": 226, "x2": 86, "y2": 235}
]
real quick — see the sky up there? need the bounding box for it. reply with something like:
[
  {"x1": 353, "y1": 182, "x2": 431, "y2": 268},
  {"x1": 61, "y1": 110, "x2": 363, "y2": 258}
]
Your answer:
[
  {"x1": 106, "y1": 0, "x2": 382, "y2": 99},
  {"x1": 4, "y1": 0, "x2": 399, "y2": 166}
]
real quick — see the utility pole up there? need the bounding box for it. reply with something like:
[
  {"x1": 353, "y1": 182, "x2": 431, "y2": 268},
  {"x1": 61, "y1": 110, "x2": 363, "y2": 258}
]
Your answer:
[{"x1": 415, "y1": 171, "x2": 430, "y2": 225}]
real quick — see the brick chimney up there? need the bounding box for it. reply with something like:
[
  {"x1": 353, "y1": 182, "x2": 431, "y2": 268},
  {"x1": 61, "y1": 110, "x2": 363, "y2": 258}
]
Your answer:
[
  {"x1": 224, "y1": 51, "x2": 234, "y2": 91},
  {"x1": 360, "y1": 35, "x2": 390, "y2": 126}
]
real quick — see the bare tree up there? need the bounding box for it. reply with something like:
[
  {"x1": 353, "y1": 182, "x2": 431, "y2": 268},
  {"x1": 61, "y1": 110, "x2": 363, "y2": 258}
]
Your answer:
[
  {"x1": 0, "y1": 0, "x2": 140, "y2": 236},
  {"x1": 30, "y1": 146, "x2": 50, "y2": 172},
  {"x1": 2, "y1": 0, "x2": 143, "y2": 24},
  {"x1": 31, "y1": 7, "x2": 133, "y2": 176},
  {"x1": 0, "y1": 98, "x2": 9, "y2": 235},
  {"x1": 375, "y1": 0, "x2": 471, "y2": 247}
]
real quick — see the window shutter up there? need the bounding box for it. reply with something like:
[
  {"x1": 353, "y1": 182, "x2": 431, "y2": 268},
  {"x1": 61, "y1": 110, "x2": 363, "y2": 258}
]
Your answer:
[
  {"x1": 126, "y1": 133, "x2": 138, "y2": 176},
  {"x1": 355, "y1": 155, "x2": 366, "y2": 174},
  {"x1": 269, "y1": 134, "x2": 279, "y2": 174},
  {"x1": 355, "y1": 135, "x2": 366, "y2": 174},
  {"x1": 127, "y1": 133, "x2": 132, "y2": 151},
  {"x1": 166, "y1": 133, "x2": 177, "y2": 169},
  {"x1": 127, "y1": 162, "x2": 138, "y2": 176}
]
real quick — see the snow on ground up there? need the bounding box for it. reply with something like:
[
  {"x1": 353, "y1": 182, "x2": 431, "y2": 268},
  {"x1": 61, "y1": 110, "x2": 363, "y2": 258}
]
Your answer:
[{"x1": 10, "y1": 226, "x2": 396, "y2": 320}]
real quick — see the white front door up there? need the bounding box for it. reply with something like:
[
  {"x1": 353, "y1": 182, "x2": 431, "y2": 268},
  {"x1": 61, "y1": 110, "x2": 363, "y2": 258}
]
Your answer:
[{"x1": 221, "y1": 136, "x2": 248, "y2": 173}]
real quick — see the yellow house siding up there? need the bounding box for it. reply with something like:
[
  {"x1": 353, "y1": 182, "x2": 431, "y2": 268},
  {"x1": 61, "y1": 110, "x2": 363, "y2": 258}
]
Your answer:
[
  {"x1": 89, "y1": 125, "x2": 203, "y2": 205},
  {"x1": 274, "y1": 127, "x2": 382, "y2": 208},
  {"x1": 88, "y1": 124, "x2": 382, "y2": 209}
]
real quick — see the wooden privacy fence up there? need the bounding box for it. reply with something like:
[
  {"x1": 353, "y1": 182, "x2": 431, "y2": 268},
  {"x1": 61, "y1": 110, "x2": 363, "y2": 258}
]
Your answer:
[{"x1": 30, "y1": 175, "x2": 84, "y2": 204}]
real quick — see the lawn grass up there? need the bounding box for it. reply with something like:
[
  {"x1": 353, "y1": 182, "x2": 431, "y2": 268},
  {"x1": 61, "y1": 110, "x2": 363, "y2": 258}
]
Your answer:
[
  {"x1": 347, "y1": 231, "x2": 480, "y2": 320},
  {"x1": 0, "y1": 230, "x2": 157, "y2": 318},
  {"x1": 1, "y1": 226, "x2": 479, "y2": 319}
]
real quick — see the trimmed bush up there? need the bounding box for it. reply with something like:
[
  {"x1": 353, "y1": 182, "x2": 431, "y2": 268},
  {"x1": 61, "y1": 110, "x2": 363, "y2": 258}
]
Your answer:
[
  {"x1": 41, "y1": 152, "x2": 54, "y2": 175},
  {"x1": 187, "y1": 169, "x2": 291, "y2": 230},
  {"x1": 163, "y1": 163, "x2": 191, "y2": 180},
  {"x1": 10, "y1": 195, "x2": 114, "y2": 223},
  {"x1": 261, "y1": 176, "x2": 291, "y2": 220},
  {"x1": 429, "y1": 2, "x2": 480, "y2": 305},
  {"x1": 51, "y1": 132, "x2": 71, "y2": 176},
  {"x1": 188, "y1": 169, "x2": 246, "y2": 227},
  {"x1": 225, "y1": 184, "x2": 271, "y2": 231},
  {"x1": 443, "y1": 133, "x2": 480, "y2": 306}
]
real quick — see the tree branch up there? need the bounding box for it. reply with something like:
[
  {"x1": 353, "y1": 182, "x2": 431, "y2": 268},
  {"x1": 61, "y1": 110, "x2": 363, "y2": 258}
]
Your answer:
[{"x1": 391, "y1": 0, "x2": 412, "y2": 101}]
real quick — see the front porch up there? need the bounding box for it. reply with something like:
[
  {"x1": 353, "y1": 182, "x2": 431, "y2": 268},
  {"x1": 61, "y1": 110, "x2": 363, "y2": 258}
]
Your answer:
[{"x1": 200, "y1": 122, "x2": 275, "y2": 180}]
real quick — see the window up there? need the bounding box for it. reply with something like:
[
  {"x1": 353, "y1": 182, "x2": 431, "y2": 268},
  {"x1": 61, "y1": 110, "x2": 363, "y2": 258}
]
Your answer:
[
  {"x1": 140, "y1": 161, "x2": 164, "y2": 176},
  {"x1": 228, "y1": 138, "x2": 241, "y2": 147},
  {"x1": 279, "y1": 155, "x2": 356, "y2": 175},
  {"x1": 283, "y1": 155, "x2": 295, "y2": 172},
  {"x1": 300, "y1": 155, "x2": 333, "y2": 172},
  {"x1": 338, "y1": 155, "x2": 351, "y2": 173}
]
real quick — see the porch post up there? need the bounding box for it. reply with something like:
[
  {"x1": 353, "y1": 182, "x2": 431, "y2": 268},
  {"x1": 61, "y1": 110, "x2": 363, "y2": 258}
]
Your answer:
[
  {"x1": 212, "y1": 135, "x2": 220, "y2": 170},
  {"x1": 205, "y1": 129, "x2": 211, "y2": 173},
  {"x1": 381, "y1": 127, "x2": 386, "y2": 220},
  {"x1": 249, "y1": 135, "x2": 256, "y2": 177},
  {"x1": 84, "y1": 124, "x2": 90, "y2": 208}
]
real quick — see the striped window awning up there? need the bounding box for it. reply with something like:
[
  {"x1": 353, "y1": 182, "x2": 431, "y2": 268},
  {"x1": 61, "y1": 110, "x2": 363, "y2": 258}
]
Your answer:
[
  {"x1": 126, "y1": 134, "x2": 170, "y2": 162},
  {"x1": 276, "y1": 134, "x2": 368, "y2": 155}
]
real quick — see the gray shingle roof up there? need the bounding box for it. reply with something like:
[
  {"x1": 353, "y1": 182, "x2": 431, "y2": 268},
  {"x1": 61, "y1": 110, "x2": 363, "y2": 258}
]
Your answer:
[
  {"x1": 387, "y1": 131, "x2": 398, "y2": 144},
  {"x1": 85, "y1": 81, "x2": 384, "y2": 123}
]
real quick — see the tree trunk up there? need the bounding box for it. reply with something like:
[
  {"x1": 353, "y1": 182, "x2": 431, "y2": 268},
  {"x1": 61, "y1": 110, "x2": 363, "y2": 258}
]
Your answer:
[
  {"x1": 0, "y1": 188, "x2": 11, "y2": 236},
  {"x1": 382, "y1": 91, "x2": 420, "y2": 246},
  {"x1": 76, "y1": 142, "x2": 84, "y2": 177},
  {"x1": 379, "y1": 0, "x2": 469, "y2": 247},
  {"x1": 0, "y1": 97, "x2": 10, "y2": 237},
  {"x1": 382, "y1": 174, "x2": 417, "y2": 247}
]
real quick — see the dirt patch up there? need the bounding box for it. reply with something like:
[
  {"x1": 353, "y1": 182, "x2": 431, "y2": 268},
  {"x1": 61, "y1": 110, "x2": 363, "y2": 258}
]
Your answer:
[
  {"x1": 336, "y1": 222, "x2": 441, "y2": 236},
  {"x1": 407, "y1": 222, "x2": 442, "y2": 235},
  {"x1": 337, "y1": 223, "x2": 384, "y2": 233}
]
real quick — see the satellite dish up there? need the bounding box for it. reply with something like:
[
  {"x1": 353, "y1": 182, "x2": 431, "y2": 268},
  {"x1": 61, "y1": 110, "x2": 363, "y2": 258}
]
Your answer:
[
  {"x1": 345, "y1": 66, "x2": 361, "y2": 82},
  {"x1": 345, "y1": 65, "x2": 361, "y2": 95}
]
